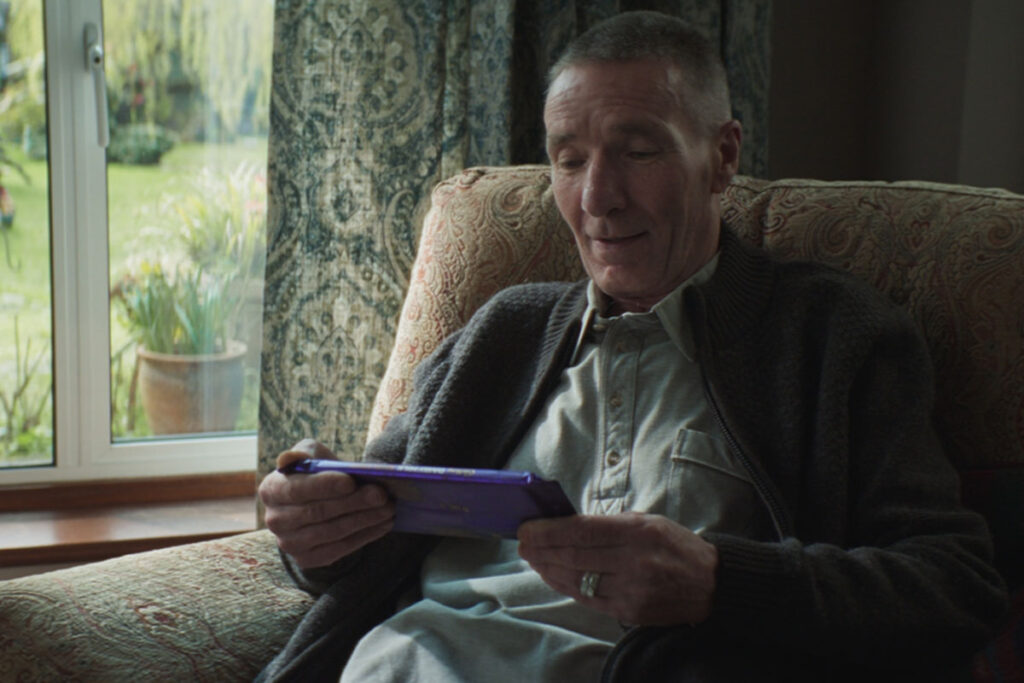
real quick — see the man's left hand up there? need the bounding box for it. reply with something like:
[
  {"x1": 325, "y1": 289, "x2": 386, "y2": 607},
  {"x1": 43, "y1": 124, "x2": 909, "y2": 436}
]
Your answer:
[{"x1": 517, "y1": 512, "x2": 718, "y2": 626}]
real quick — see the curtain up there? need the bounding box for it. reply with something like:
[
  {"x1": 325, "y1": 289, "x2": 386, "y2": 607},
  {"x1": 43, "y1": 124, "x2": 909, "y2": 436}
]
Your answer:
[{"x1": 258, "y1": 0, "x2": 772, "y2": 473}]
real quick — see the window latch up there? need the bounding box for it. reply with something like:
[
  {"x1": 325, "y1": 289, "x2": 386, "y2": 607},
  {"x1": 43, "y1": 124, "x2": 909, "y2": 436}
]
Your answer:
[{"x1": 83, "y1": 23, "x2": 109, "y2": 148}]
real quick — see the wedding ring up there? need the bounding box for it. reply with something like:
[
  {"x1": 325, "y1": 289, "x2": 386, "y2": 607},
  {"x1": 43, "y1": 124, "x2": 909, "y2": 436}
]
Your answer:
[{"x1": 579, "y1": 570, "x2": 601, "y2": 598}]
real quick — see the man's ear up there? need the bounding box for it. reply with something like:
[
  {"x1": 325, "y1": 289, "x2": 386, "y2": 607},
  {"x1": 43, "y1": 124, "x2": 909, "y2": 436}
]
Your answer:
[{"x1": 710, "y1": 119, "x2": 743, "y2": 193}]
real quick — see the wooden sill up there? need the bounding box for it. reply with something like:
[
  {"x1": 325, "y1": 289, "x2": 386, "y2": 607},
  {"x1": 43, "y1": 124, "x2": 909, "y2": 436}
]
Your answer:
[{"x1": 0, "y1": 472, "x2": 259, "y2": 568}]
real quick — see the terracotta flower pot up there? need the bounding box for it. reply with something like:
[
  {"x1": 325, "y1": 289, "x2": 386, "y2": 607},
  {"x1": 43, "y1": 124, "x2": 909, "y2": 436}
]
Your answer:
[{"x1": 137, "y1": 340, "x2": 247, "y2": 435}]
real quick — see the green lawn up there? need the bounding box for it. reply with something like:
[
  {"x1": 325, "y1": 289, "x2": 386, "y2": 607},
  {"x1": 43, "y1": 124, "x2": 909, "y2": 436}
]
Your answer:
[
  {"x1": 1, "y1": 147, "x2": 51, "y2": 338},
  {"x1": 0, "y1": 138, "x2": 267, "y2": 462}
]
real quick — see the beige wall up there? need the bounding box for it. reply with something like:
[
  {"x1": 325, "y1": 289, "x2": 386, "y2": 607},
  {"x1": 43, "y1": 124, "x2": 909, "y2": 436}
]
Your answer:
[{"x1": 769, "y1": 0, "x2": 1024, "y2": 193}]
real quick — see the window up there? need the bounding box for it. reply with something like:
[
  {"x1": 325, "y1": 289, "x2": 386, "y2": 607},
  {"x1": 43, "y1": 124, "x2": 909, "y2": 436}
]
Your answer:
[{"x1": 0, "y1": 0, "x2": 273, "y2": 484}]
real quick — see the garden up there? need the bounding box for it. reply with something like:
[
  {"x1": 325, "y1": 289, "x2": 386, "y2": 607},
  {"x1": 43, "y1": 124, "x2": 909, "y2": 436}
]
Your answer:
[{"x1": 0, "y1": 0, "x2": 273, "y2": 466}]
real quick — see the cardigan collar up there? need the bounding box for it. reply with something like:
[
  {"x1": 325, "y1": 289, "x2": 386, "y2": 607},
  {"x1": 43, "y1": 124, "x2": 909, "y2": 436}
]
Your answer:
[{"x1": 686, "y1": 225, "x2": 776, "y2": 350}]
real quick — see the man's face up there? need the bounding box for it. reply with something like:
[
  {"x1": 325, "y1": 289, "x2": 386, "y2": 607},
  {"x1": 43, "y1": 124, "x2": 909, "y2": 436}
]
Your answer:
[{"x1": 544, "y1": 60, "x2": 740, "y2": 313}]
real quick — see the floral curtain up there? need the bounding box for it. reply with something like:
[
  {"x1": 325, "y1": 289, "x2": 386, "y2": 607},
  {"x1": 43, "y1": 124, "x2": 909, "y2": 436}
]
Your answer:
[{"x1": 258, "y1": 0, "x2": 772, "y2": 473}]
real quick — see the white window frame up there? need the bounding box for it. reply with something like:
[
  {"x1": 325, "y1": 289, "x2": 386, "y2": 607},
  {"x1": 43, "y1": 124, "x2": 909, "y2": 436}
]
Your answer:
[{"x1": 2, "y1": 0, "x2": 257, "y2": 485}]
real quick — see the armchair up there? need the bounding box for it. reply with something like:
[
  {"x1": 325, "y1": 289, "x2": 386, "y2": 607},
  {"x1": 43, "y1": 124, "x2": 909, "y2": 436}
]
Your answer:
[{"x1": 2, "y1": 166, "x2": 1021, "y2": 681}]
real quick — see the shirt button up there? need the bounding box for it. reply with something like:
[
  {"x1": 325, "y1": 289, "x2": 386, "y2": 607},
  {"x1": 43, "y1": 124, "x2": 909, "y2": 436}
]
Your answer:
[
  {"x1": 606, "y1": 450, "x2": 621, "y2": 466},
  {"x1": 609, "y1": 393, "x2": 623, "y2": 408}
]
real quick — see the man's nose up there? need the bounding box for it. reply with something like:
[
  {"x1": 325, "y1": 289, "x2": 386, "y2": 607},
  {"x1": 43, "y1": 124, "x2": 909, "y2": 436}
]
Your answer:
[{"x1": 581, "y1": 158, "x2": 626, "y2": 217}]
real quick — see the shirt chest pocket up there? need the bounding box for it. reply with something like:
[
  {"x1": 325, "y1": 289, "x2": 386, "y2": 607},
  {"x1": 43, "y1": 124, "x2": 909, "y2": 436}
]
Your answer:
[{"x1": 666, "y1": 428, "x2": 777, "y2": 540}]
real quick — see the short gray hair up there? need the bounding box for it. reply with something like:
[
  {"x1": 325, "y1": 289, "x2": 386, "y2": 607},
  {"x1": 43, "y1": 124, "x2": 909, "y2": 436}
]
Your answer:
[{"x1": 548, "y1": 11, "x2": 732, "y2": 135}]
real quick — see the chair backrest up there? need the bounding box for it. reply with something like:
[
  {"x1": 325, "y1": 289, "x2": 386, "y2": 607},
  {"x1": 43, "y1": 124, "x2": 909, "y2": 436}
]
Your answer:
[
  {"x1": 368, "y1": 166, "x2": 584, "y2": 438},
  {"x1": 370, "y1": 165, "x2": 1024, "y2": 582}
]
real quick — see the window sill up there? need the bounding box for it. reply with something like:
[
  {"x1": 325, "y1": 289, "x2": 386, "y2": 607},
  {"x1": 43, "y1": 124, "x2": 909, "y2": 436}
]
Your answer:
[{"x1": 0, "y1": 472, "x2": 259, "y2": 569}]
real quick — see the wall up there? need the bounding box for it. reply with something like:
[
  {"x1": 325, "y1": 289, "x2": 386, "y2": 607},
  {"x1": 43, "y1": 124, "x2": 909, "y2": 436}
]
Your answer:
[
  {"x1": 769, "y1": 0, "x2": 1024, "y2": 193},
  {"x1": 957, "y1": 0, "x2": 1024, "y2": 192}
]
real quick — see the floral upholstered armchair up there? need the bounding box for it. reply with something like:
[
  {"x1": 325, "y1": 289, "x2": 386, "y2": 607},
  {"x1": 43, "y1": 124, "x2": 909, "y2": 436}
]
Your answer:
[{"x1": 1, "y1": 166, "x2": 1022, "y2": 681}]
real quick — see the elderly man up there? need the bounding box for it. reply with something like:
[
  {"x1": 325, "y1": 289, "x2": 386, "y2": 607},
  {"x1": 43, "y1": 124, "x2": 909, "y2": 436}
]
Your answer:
[{"x1": 257, "y1": 11, "x2": 1006, "y2": 682}]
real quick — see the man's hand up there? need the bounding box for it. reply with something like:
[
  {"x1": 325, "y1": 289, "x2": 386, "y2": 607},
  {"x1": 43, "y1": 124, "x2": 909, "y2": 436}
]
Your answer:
[
  {"x1": 258, "y1": 439, "x2": 395, "y2": 569},
  {"x1": 517, "y1": 512, "x2": 718, "y2": 626}
]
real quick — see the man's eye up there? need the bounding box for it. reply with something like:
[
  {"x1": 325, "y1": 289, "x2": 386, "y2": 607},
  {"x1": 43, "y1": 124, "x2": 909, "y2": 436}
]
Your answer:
[
  {"x1": 627, "y1": 149, "x2": 658, "y2": 160},
  {"x1": 556, "y1": 157, "x2": 585, "y2": 171}
]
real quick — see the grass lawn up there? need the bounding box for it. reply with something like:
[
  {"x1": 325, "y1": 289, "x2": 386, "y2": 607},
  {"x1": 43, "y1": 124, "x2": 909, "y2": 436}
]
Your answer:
[{"x1": 0, "y1": 138, "x2": 267, "y2": 462}]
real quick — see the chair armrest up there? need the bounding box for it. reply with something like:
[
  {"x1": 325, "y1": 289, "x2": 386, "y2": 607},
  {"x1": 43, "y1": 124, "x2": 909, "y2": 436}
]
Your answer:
[{"x1": 0, "y1": 530, "x2": 314, "y2": 682}]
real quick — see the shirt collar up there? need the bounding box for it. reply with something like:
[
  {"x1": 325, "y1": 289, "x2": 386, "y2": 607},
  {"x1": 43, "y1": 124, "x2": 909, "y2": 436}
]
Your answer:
[{"x1": 580, "y1": 252, "x2": 720, "y2": 362}]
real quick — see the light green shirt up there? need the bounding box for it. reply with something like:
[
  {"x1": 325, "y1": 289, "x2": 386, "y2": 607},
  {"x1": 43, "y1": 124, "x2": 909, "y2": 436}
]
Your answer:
[{"x1": 341, "y1": 254, "x2": 777, "y2": 682}]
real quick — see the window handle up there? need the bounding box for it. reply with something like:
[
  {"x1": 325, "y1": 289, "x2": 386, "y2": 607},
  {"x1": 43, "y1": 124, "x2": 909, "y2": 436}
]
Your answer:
[{"x1": 84, "y1": 23, "x2": 109, "y2": 148}]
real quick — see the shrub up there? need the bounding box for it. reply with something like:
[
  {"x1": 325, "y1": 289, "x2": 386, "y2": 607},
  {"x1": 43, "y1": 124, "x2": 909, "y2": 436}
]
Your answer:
[{"x1": 107, "y1": 123, "x2": 176, "y2": 165}]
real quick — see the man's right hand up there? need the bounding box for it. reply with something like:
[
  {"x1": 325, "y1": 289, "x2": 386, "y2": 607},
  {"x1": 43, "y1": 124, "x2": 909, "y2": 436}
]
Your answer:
[{"x1": 258, "y1": 438, "x2": 396, "y2": 569}]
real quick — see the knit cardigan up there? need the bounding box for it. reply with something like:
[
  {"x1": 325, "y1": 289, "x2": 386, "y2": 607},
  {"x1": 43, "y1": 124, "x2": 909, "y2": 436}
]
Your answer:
[{"x1": 258, "y1": 229, "x2": 1007, "y2": 682}]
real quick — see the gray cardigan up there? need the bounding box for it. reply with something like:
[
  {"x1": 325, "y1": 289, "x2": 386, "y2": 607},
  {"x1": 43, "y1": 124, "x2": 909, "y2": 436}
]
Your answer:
[{"x1": 258, "y1": 229, "x2": 1007, "y2": 682}]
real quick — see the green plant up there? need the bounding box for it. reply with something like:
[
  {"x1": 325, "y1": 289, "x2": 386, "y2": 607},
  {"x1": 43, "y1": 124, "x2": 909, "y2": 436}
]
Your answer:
[
  {"x1": 110, "y1": 338, "x2": 143, "y2": 436},
  {"x1": 0, "y1": 143, "x2": 30, "y2": 185},
  {"x1": 0, "y1": 316, "x2": 53, "y2": 462},
  {"x1": 101, "y1": 0, "x2": 273, "y2": 142},
  {"x1": 107, "y1": 122, "x2": 177, "y2": 165},
  {"x1": 173, "y1": 163, "x2": 267, "y2": 281},
  {"x1": 1, "y1": 94, "x2": 33, "y2": 184},
  {"x1": 113, "y1": 162, "x2": 266, "y2": 358},
  {"x1": 1, "y1": 3, "x2": 48, "y2": 160},
  {"x1": 115, "y1": 261, "x2": 240, "y2": 355},
  {"x1": 1, "y1": 85, "x2": 48, "y2": 162}
]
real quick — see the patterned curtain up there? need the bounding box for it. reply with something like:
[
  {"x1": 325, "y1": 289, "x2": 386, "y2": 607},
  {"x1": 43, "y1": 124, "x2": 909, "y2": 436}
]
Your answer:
[{"x1": 258, "y1": 0, "x2": 772, "y2": 473}]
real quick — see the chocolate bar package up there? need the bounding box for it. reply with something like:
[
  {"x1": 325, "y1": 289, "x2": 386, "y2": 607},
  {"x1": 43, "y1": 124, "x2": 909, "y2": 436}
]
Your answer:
[{"x1": 281, "y1": 459, "x2": 576, "y2": 539}]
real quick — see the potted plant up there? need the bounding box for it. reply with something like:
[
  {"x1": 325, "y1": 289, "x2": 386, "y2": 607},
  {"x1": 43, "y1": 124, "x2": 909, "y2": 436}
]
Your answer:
[
  {"x1": 111, "y1": 163, "x2": 266, "y2": 436},
  {"x1": 114, "y1": 260, "x2": 246, "y2": 435}
]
